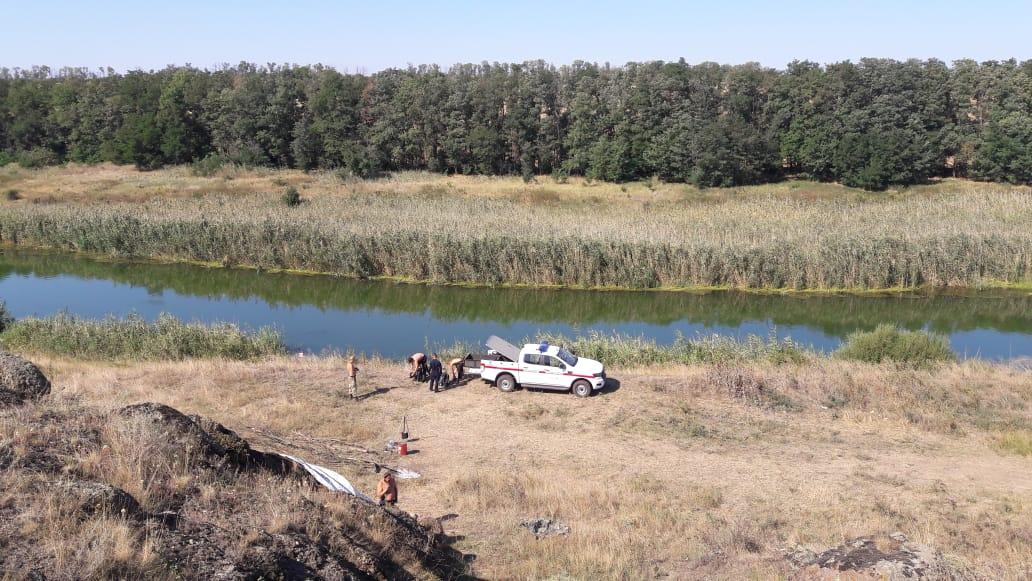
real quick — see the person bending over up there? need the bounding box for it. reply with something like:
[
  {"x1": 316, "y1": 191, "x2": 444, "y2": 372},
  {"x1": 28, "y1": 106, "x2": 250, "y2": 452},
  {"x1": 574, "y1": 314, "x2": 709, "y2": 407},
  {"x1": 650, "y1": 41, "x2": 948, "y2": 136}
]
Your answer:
[{"x1": 408, "y1": 353, "x2": 426, "y2": 380}]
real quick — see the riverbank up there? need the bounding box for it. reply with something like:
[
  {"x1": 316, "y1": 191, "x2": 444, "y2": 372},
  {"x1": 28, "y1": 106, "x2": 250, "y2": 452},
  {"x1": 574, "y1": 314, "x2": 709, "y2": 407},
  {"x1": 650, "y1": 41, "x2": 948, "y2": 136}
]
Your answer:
[
  {"x1": 17, "y1": 353, "x2": 1032, "y2": 579},
  {"x1": 1, "y1": 164, "x2": 1030, "y2": 291}
]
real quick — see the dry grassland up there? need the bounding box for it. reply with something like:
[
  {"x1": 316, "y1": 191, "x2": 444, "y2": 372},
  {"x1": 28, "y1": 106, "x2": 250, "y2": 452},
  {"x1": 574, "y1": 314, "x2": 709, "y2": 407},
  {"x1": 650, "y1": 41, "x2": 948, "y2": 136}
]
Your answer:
[{"x1": 19, "y1": 354, "x2": 1031, "y2": 579}]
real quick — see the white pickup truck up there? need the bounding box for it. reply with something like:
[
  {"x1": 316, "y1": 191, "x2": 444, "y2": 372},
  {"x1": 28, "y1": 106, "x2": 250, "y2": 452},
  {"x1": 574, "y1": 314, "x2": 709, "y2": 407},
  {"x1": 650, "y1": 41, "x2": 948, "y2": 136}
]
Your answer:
[{"x1": 474, "y1": 336, "x2": 606, "y2": 397}]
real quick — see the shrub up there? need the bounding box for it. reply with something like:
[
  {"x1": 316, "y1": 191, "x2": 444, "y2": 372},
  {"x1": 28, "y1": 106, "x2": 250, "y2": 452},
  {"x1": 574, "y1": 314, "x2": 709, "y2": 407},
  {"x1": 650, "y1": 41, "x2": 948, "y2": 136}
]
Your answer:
[
  {"x1": 5, "y1": 189, "x2": 20, "y2": 201},
  {"x1": 281, "y1": 187, "x2": 302, "y2": 207},
  {"x1": 0, "y1": 312, "x2": 285, "y2": 360},
  {"x1": 17, "y1": 147, "x2": 60, "y2": 168},
  {"x1": 994, "y1": 430, "x2": 1032, "y2": 456},
  {"x1": 190, "y1": 154, "x2": 225, "y2": 177},
  {"x1": 0, "y1": 151, "x2": 15, "y2": 166},
  {"x1": 834, "y1": 324, "x2": 955, "y2": 366},
  {"x1": 0, "y1": 301, "x2": 13, "y2": 333}
]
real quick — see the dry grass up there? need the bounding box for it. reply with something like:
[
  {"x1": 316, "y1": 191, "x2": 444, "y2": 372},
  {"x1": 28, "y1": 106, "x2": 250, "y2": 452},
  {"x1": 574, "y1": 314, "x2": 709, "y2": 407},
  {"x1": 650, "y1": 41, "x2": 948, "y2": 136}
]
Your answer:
[
  {"x1": 0, "y1": 390, "x2": 467, "y2": 579},
  {"x1": 3, "y1": 163, "x2": 1029, "y2": 205},
  {"x1": 21, "y1": 353, "x2": 1032, "y2": 579},
  {"x1": 1, "y1": 164, "x2": 1031, "y2": 290}
]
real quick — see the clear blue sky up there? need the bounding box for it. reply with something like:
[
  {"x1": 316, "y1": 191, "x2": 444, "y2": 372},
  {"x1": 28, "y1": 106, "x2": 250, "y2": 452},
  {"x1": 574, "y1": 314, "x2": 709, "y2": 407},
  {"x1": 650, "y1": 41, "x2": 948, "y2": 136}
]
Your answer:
[{"x1": 5, "y1": 0, "x2": 1031, "y2": 72}]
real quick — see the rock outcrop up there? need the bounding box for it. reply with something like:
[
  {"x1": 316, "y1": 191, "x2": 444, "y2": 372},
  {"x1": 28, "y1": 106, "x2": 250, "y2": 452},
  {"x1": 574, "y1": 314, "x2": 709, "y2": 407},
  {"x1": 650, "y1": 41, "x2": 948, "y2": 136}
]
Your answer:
[
  {"x1": 0, "y1": 351, "x2": 51, "y2": 405},
  {"x1": 788, "y1": 533, "x2": 948, "y2": 579}
]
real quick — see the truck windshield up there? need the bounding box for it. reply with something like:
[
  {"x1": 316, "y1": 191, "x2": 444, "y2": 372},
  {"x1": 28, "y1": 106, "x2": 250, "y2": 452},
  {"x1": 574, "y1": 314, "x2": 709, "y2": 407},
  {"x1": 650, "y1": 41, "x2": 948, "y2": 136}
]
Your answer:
[{"x1": 557, "y1": 348, "x2": 578, "y2": 367}]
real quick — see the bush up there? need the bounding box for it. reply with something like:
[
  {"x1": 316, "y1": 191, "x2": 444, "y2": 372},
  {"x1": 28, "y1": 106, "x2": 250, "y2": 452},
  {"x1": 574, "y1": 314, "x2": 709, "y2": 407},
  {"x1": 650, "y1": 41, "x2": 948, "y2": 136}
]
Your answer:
[
  {"x1": 994, "y1": 430, "x2": 1032, "y2": 456},
  {"x1": 17, "y1": 147, "x2": 60, "y2": 168},
  {"x1": 5, "y1": 189, "x2": 21, "y2": 201},
  {"x1": 834, "y1": 324, "x2": 954, "y2": 366},
  {"x1": 0, "y1": 313, "x2": 285, "y2": 361},
  {"x1": 281, "y1": 187, "x2": 302, "y2": 207},
  {"x1": 0, "y1": 301, "x2": 13, "y2": 333},
  {"x1": 190, "y1": 154, "x2": 225, "y2": 177},
  {"x1": 0, "y1": 151, "x2": 15, "y2": 166}
]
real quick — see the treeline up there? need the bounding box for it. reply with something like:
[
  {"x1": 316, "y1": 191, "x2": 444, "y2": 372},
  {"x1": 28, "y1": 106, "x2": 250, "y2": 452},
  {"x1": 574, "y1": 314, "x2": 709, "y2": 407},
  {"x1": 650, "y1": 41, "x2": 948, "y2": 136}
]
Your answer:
[{"x1": 1, "y1": 59, "x2": 1031, "y2": 189}]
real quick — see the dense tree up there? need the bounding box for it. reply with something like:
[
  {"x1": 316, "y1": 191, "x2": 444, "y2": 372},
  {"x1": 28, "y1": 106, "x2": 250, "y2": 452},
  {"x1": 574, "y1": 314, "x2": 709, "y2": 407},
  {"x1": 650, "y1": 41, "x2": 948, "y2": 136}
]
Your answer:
[{"x1": 2, "y1": 59, "x2": 1032, "y2": 188}]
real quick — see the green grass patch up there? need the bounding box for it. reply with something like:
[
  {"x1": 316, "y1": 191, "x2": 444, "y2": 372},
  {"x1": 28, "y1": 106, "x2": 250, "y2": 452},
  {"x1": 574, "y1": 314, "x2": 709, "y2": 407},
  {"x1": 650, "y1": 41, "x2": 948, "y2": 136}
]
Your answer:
[
  {"x1": 995, "y1": 431, "x2": 1032, "y2": 456},
  {"x1": 834, "y1": 324, "x2": 955, "y2": 366},
  {"x1": 0, "y1": 312, "x2": 285, "y2": 361}
]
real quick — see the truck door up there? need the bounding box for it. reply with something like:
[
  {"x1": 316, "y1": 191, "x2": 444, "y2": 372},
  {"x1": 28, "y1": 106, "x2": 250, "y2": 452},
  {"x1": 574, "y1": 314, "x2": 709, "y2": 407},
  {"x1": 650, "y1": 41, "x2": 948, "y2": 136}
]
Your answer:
[{"x1": 520, "y1": 353, "x2": 560, "y2": 387}]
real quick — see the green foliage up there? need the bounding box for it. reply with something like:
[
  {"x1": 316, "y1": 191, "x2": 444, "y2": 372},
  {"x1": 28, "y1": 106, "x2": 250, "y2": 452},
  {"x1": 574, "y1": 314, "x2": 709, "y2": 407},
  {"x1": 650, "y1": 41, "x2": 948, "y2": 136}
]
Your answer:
[
  {"x1": 0, "y1": 312, "x2": 285, "y2": 360},
  {"x1": 0, "y1": 151, "x2": 15, "y2": 166},
  {"x1": 281, "y1": 186, "x2": 302, "y2": 207},
  {"x1": 834, "y1": 324, "x2": 955, "y2": 366},
  {"x1": 3, "y1": 59, "x2": 1031, "y2": 188},
  {"x1": 190, "y1": 153, "x2": 225, "y2": 177},
  {"x1": 17, "y1": 147, "x2": 60, "y2": 168}
]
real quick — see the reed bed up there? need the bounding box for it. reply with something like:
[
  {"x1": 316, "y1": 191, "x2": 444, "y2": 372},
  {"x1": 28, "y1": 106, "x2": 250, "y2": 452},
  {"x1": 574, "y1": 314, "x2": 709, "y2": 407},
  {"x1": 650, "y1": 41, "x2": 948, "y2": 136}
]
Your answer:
[
  {"x1": 0, "y1": 313, "x2": 285, "y2": 360},
  {"x1": 1, "y1": 184, "x2": 1030, "y2": 289},
  {"x1": 535, "y1": 331, "x2": 810, "y2": 366}
]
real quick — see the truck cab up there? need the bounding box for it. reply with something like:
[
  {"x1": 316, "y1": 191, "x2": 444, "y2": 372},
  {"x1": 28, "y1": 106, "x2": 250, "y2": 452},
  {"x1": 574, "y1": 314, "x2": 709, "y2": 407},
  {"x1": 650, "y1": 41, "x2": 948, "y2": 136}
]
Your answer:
[{"x1": 476, "y1": 337, "x2": 606, "y2": 397}]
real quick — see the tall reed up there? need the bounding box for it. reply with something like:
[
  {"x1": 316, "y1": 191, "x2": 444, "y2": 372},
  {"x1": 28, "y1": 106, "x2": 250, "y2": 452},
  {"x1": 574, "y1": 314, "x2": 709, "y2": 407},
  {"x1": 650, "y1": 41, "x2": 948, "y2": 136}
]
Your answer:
[
  {"x1": 0, "y1": 188, "x2": 1029, "y2": 290},
  {"x1": 0, "y1": 313, "x2": 285, "y2": 360}
]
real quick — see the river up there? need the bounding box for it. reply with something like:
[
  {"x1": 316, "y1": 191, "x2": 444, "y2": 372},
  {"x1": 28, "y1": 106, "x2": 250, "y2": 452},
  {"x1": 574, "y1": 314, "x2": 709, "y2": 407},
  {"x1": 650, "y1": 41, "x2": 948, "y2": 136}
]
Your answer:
[{"x1": 1, "y1": 249, "x2": 1030, "y2": 359}]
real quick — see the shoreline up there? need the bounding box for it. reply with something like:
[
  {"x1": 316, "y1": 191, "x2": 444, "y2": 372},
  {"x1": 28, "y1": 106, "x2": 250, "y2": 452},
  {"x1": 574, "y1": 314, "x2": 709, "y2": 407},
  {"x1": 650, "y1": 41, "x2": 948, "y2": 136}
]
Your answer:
[{"x1": 4, "y1": 243, "x2": 1030, "y2": 297}]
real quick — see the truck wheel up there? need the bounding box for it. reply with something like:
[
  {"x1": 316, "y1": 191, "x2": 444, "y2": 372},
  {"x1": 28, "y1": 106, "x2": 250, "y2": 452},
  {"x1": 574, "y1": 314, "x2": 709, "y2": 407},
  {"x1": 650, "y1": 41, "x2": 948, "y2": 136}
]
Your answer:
[
  {"x1": 572, "y1": 379, "x2": 592, "y2": 398},
  {"x1": 496, "y1": 374, "x2": 517, "y2": 392}
]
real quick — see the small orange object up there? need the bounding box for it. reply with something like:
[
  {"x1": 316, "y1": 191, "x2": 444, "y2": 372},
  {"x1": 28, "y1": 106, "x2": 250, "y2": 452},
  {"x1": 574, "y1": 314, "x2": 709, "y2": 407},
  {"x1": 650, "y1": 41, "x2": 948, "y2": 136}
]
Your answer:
[{"x1": 398, "y1": 442, "x2": 408, "y2": 456}]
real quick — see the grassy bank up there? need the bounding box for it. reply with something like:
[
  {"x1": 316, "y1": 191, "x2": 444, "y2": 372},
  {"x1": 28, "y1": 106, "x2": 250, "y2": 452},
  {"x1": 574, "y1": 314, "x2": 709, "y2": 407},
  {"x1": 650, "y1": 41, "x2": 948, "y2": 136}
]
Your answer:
[
  {"x1": 1, "y1": 165, "x2": 1030, "y2": 291},
  {"x1": 23, "y1": 353, "x2": 1032, "y2": 579},
  {"x1": 0, "y1": 313, "x2": 285, "y2": 360}
]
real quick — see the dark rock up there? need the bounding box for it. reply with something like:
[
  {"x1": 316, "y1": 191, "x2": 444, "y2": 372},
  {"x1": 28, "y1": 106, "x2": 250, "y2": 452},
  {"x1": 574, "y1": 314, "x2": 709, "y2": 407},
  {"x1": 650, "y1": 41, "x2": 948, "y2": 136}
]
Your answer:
[
  {"x1": 48, "y1": 479, "x2": 142, "y2": 519},
  {"x1": 788, "y1": 533, "x2": 944, "y2": 579},
  {"x1": 189, "y1": 414, "x2": 251, "y2": 464},
  {"x1": 0, "y1": 351, "x2": 51, "y2": 403},
  {"x1": 521, "y1": 518, "x2": 570, "y2": 539},
  {"x1": 118, "y1": 402, "x2": 227, "y2": 460},
  {"x1": 0, "y1": 388, "x2": 23, "y2": 407}
]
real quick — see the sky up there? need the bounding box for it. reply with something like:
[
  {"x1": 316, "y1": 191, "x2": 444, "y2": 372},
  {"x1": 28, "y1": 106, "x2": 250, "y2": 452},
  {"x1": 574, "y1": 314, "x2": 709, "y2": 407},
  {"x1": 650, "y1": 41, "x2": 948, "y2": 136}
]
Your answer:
[{"x1": 4, "y1": 0, "x2": 1032, "y2": 73}]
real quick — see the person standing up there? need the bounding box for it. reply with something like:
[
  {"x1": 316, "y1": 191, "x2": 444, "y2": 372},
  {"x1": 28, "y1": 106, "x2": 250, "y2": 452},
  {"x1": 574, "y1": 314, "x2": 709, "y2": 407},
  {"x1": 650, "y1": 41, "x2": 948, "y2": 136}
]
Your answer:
[
  {"x1": 428, "y1": 353, "x2": 443, "y2": 393},
  {"x1": 346, "y1": 355, "x2": 359, "y2": 399},
  {"x1": 376, "y1": 472, "x2": 397, "y2": 506}
]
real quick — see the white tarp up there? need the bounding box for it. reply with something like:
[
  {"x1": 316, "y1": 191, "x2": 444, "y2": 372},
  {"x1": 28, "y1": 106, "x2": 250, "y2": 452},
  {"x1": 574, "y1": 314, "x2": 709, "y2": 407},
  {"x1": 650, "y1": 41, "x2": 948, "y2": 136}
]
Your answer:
[{"x1": 279, "y1": 453, "x2": 375, "y2": 503}]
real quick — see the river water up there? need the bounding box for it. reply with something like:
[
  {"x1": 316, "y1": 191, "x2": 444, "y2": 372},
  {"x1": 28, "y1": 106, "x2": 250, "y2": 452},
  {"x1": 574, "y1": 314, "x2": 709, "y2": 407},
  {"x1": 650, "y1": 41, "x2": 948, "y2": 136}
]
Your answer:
[{"x1": 1, "y1": 249, "x2": 1030, "y2": 360}]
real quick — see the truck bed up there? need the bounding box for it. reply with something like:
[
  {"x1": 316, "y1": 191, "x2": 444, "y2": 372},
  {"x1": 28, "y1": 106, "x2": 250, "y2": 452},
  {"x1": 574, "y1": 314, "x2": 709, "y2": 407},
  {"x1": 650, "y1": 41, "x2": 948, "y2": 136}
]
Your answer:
[{"x1": 485, "y1": 335, "x2": 520, "y2": 363}]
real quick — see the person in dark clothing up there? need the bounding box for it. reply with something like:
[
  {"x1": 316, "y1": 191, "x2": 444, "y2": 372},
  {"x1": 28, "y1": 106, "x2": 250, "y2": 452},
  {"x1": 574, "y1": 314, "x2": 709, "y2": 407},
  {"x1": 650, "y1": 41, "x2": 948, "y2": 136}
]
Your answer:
[{"x1": 427, "y1": 353, "x2": 443, "y2": 392}]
